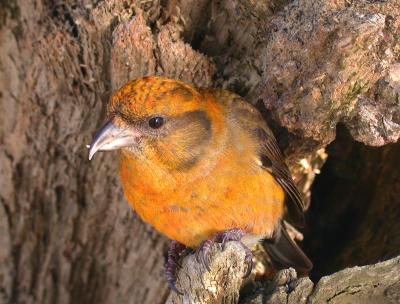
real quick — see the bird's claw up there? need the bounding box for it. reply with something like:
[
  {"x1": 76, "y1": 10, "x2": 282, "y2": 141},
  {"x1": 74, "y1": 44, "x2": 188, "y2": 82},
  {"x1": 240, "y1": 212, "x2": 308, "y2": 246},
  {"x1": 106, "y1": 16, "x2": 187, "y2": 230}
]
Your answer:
[
  {"x1": 165, "y1": 241, "x2": 186, "y2": 294},
  {"x1": 195, "y1": 228, "x2": 253, "y2": 277},
  {"x1": 220, "y1": 228, "x2": 245, "y2": 249},
  {"x1": 195, "y1": 239, "x2": 214, "y2": 271},
  {"x1": 242, "y1": 245, "x2": 253, "y2": 278}
]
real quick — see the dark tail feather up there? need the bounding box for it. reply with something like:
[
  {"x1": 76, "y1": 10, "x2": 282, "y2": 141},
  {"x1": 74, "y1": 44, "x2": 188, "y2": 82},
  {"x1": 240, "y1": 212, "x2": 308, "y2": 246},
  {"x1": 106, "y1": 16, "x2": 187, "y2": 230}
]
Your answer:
[{"x1": 263, "y1": 227, "x2": 313, "y2": 275}]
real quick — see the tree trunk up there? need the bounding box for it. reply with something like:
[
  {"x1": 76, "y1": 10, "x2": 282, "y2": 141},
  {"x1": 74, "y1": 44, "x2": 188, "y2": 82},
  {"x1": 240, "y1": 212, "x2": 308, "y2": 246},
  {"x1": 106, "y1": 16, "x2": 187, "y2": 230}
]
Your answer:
[{"x1": 0, "y1": 1, "x2": 399, "y2": 303}]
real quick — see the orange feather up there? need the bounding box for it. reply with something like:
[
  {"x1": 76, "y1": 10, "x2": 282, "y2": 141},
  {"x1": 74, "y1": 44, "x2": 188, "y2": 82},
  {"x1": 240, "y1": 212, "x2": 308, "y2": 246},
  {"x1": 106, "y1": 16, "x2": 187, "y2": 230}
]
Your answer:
[{"x1": 114, "y1": 78, "x2": 286, "y2": 248}]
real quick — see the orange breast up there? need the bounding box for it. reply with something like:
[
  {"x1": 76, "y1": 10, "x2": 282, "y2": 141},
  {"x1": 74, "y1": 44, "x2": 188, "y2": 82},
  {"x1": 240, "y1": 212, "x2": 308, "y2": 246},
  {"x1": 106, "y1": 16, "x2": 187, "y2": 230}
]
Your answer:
[{"x1": 118, "y1": 145, "x2": 285, "y2": 248}]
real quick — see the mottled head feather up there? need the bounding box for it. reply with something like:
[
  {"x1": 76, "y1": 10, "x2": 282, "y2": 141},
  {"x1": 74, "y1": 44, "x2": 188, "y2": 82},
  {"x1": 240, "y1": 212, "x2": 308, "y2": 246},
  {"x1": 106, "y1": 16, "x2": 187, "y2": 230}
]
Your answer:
[{"x1": 108, "y1": 76, "x2": 202, "y2": 120}]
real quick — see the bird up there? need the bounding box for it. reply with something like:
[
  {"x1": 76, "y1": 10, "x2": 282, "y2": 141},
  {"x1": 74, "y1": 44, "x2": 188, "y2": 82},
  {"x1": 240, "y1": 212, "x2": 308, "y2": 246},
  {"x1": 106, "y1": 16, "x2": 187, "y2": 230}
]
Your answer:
[{"x1": 88, "y1": 76, "x2": 312, "y2": 292}]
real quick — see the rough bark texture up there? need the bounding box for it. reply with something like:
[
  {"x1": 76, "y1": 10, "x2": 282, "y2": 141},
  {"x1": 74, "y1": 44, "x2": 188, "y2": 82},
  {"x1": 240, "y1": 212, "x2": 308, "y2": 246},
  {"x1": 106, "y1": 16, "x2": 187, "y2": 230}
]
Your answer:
[
  {"x1": 249, "y1": 255, "x2": 400, "y2": 304},
  {"x1": 260, "y1": 0, "x2": 400, "y2": 149},
  {"x1": 0, "y1": 0, "x2": 399, "y2": 304},
  {"x1": 166, "y1": 242, "x2": 247, "y2": 304},
  {"x1": 163, "y1": 242, "x2": 400, "y2": 304}
]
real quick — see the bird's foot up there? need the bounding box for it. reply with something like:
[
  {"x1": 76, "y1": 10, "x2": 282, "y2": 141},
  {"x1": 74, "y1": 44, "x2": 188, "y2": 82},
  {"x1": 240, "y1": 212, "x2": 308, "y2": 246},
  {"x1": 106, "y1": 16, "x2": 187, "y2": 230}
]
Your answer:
[
  {"x1": 165, "y1": 241, "x2": 186, "y2": 294},
  {"x1": 195, "y1": 228, "x2": 253, "y2": 278}
]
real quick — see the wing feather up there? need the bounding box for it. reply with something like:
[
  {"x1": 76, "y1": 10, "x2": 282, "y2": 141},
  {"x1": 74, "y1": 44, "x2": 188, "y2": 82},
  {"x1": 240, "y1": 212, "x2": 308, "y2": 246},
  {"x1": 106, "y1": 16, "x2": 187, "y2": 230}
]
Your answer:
[
  {"x1": 207, "y1": 88, "x2": 306, "y2": 227},
  {"x1": 255, "y1": 128, "x2": 305, "y2": 227}
]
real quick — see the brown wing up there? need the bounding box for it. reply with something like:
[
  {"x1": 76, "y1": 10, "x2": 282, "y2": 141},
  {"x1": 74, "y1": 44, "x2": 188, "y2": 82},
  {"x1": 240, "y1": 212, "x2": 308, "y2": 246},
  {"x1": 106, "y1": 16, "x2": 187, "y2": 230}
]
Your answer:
[
  {"x1": 206, "y1": 88, "x2": 305, "y2": 227},
  {"x1": 255, "y1": 128, "x2": 305, "y2": 228}
]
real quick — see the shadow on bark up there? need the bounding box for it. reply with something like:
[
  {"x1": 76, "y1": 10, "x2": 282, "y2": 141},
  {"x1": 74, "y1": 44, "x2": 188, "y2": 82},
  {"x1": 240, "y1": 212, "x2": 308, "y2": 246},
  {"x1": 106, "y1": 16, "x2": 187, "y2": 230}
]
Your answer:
[{"x1": 304, "y1": 125, "x2": 400, "y2": 280}]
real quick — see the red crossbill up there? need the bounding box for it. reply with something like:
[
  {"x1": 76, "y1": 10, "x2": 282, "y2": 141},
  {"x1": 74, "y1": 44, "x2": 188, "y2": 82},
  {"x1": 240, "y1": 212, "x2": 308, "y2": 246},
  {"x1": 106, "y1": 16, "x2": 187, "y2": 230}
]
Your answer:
[{"x1": 88, "y1": 76, "x2": 312, "y2": 292}]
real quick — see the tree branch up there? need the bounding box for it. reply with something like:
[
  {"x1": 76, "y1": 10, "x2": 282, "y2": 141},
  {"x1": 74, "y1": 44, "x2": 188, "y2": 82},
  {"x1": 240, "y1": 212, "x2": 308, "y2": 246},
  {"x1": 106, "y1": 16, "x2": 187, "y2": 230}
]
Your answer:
[
  {"x1": 166, "y1": 242, "x2": 247, "y2": 304},
  {"x1": 165, "y1": 243, "x2": 400, "y2": 304}
]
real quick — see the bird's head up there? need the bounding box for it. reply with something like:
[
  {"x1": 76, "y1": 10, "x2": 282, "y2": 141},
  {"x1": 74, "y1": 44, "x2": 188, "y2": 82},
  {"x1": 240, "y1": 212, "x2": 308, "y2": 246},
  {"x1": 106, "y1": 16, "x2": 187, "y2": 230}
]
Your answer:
[{"x1": 88, "y1": 76, "x2": 217, "y2": 170}]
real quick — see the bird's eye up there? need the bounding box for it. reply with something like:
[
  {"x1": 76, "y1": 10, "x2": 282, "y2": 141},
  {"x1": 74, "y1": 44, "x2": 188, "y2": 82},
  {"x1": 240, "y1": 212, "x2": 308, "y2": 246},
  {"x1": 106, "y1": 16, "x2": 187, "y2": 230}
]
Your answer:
[{"x1": 148, "y1": 116, "x2": 164, "y2": 129}]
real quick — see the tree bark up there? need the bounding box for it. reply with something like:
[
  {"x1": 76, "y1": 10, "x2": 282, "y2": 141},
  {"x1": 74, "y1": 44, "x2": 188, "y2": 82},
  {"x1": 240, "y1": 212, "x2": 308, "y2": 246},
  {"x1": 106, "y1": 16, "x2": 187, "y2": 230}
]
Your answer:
[
  {"x1": 255, "y1": 255, "x2": 400, "y2": 304},
  {"x1": 165, "y1": 241, "x2": 400, "y2": 304},
  {"x1": 0, "y1": 1, "x2": 399, "y2": 303}
]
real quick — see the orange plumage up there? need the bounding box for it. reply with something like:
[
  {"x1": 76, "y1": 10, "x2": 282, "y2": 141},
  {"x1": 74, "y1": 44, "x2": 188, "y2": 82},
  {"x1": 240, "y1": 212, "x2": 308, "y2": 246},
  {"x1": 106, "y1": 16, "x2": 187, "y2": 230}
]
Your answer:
[{"x1": 89, "y1": 76, "x2": 312, "y2": 286}]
